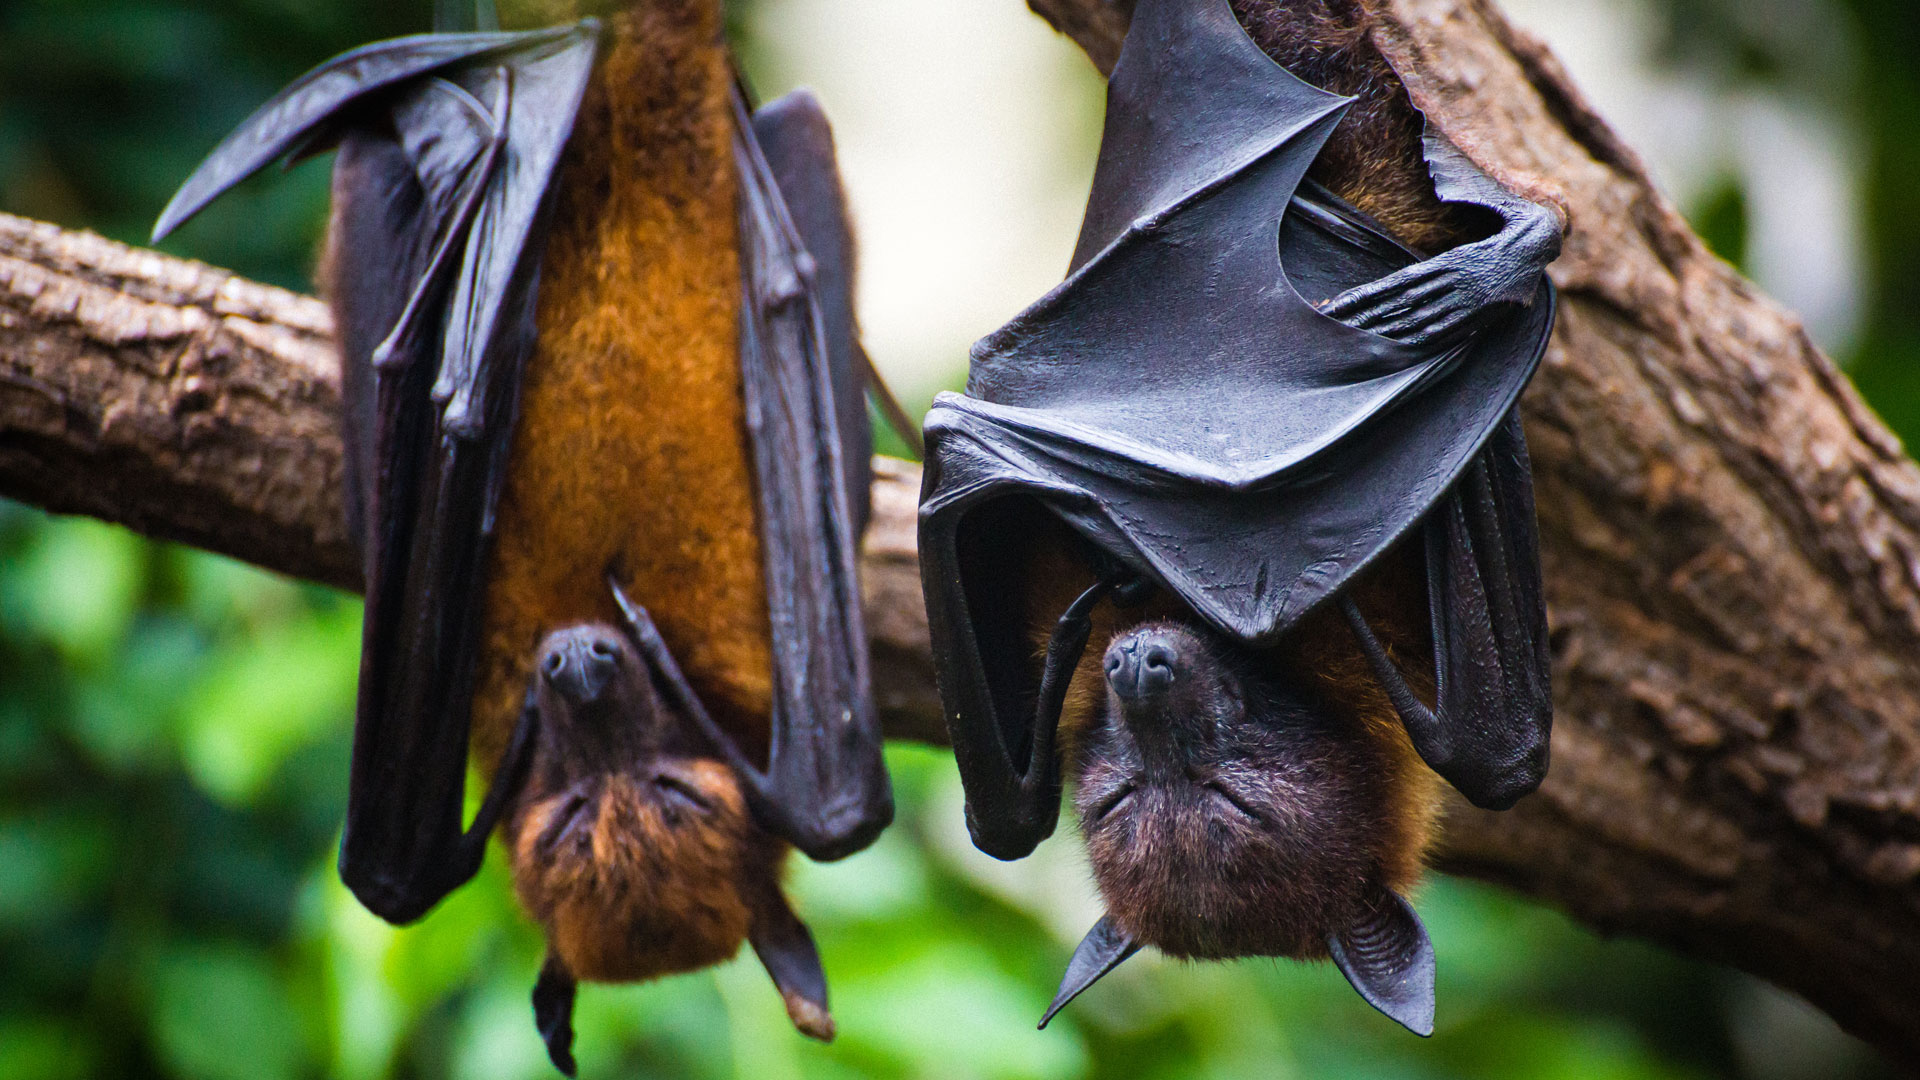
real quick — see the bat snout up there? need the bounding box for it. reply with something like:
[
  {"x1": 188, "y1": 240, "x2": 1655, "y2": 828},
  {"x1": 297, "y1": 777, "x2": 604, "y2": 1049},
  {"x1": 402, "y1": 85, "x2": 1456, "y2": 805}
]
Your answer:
[
  {"x1": 541, "y1": 628, "x2": 622, "y2": 705},
  {"x1": 1104, "y1": 633, "x2": 1180, "y2": 702}
]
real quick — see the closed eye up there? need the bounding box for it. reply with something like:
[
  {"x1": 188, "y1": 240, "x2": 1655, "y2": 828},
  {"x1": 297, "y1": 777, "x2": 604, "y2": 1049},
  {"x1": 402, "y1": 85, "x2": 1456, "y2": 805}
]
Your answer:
[
  {"x1": 1206, "y1": 781, "x2": 1261, "y2": 824},
  {"x1": 538, "y1": 792, "x2": 593, "y2": 854},
  {"x1": 1089, "y1": 782, "x2": 1135, "y2": 823},
  {"x1": 654, "y1": 772, "x2": 713, "y2": 814}
]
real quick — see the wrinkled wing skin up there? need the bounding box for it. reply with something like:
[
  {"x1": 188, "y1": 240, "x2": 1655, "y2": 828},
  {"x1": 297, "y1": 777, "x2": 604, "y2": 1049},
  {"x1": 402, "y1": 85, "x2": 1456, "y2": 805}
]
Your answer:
[
  {"x1": 344, "y1": 26, "x2": 596, "y2": 923},
  {"x1": 152, "y1": 26, "x2": 591, "y2": 243},
  {"x1": 732, "y1": 90, "x2": 893, "y2": 861},
  {"x1": 1417, "y1": 411, "x2": 1552, "y2": 808},
  {"x1": 752, "y1": 90, "x2": 873, "y2": 537},
  {"x1": 160, "y1": 23, "x2": 600, "y2": 923},
  {"x1": 919, "y1": 0, "x2": 1555, "y2": 855}
]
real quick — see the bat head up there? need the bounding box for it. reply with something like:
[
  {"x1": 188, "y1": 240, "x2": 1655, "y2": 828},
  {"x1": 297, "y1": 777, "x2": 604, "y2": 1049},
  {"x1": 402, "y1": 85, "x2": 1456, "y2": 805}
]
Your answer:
[
  {"x1": 510, "y1": 623, "x2": 777, "y2": 983},
  {"x1": 1069, "y1": 620, "x2": 1389, "y2": 960},
  {"x1": 527, "y1": 623, "x2": 716, "y2": 773}
]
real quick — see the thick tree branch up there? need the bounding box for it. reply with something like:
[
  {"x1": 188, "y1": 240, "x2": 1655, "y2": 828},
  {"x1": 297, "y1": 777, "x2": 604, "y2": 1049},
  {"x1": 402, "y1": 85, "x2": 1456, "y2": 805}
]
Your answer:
[
  {"x1": 0, "y1": 209, "x2": 947, "y2": 741},
  {"x1": 4, "y1": 0, "x2": 1920, "y2": 1058},
  {"x1": 0, "y1": 213, "x2": 356, "y2": 590}
]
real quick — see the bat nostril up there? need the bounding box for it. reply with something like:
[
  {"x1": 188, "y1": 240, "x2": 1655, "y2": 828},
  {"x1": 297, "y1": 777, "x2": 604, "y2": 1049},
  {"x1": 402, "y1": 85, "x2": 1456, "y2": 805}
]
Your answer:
[
  {"x1": 589, "y1": 638, "x2": 615, "y2": 660},
  {"x1": 543, "y1": 651, "x2": 566, "y2": 678},
  {"x1": 1134, "y1": 641, "x2": 1177, "y2": 694}
]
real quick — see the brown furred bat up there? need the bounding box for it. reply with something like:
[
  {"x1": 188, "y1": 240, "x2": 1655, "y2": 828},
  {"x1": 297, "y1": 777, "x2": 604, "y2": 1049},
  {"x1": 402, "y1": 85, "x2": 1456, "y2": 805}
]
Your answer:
[
  {"x1": 153, "y1": 0, "x2": 893, "y2": 1072},
  {"x1": 918, "y1": 0, "x2": 1560, "y2": 1036},
  {"x1": 511, "y1": 614, "x2": 833, "y2": 1073}
]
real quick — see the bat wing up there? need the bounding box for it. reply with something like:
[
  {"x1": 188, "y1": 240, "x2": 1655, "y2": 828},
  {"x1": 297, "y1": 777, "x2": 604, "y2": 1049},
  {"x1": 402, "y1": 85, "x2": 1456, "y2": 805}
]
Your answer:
[
  {"x1": 1347, "y1": 410, "x2": 1551, "y2": 809},
  {"x1": 752, "y1": 89, "x2": 873, "y2": 535},
  {"x1": 727, "y1": 88, "x2": 893, "y2": 860},
  {"x1": 158, "y1": 22, "x2": 600, "y2": 923},
  {"x1": 919, "y1": 0, "x2": 1555, "y2": 853},
  {"x1": 1430, "y1": 412, "x2": 1553, "y2": 805}
]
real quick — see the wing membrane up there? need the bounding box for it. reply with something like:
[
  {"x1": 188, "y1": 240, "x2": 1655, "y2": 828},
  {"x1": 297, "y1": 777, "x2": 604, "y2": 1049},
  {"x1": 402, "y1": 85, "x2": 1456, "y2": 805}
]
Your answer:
[
  {"x1": 730, "y1": 88, "x2": 892, "y2": 860},
  {"x1": 158, "y1": 22, "x2": 600, "y2": 922}
]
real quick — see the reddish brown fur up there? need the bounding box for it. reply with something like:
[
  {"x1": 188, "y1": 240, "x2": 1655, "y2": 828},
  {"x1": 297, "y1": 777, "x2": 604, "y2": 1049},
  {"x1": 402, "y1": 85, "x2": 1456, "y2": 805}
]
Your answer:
[
  {"x1": 471, "y1": 1, "x2": 771, "y2": 775},
  {"x1": 511, "y1": 758, "x2": 780, "y2": 981},
  {"x1": 460, "y1": 1, "x2": 789, "y2": 987}
]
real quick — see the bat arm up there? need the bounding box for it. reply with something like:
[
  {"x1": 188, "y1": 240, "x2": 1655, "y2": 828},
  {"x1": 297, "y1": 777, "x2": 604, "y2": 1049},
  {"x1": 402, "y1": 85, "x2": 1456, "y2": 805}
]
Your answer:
[
  {"x1": 352, "y1": 685, "x2": 540, "y2": 926},
  {"x1": 445, "y1": 687, "x2": 541, "y2": 887},
  {"x1": 974, "y1": 572, "x2": 1126, "y2": 855},
  {"x1": 608, "y1": 580, "x2": 809, "y2": 836},
  {"x1": 1023, "y1": 576, "x2": 1114, "y2": 795},
  {"x1": 370, "y1": 106, "x2": 505, "y2": 371},
  {"x1": 608, "y1": 580, "x2": 750, "y2": 771},
  {"x1": 1317, "y1": 130, "x2": 1562, "y2": 347},
  {"x1": 1341, "y1": 593, "x2": 1452, "y2": 764}
]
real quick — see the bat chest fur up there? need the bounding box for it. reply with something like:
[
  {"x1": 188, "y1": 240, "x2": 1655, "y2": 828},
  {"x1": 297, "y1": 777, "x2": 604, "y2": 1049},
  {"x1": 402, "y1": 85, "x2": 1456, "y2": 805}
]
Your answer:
[
  {"x1": 511, "y1": 763, "x2": 778, "y2": 981},
  {"x1": 1021, "y1": 527, "x2": 1441, "y2": 912},
  {"x1": 471, "y1": 6, "x2": 775, "y2": 777}
]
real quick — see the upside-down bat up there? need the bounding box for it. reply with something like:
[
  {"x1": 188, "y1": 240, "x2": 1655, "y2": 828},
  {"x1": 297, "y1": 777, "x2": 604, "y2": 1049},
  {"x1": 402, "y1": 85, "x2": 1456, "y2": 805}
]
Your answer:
[
  {"x1": 153, "y1": 0, "x2": 893, "y2": 1071},
  {"x1": 918, "y1": 0, "x2": 1561, "y2": 1035}
]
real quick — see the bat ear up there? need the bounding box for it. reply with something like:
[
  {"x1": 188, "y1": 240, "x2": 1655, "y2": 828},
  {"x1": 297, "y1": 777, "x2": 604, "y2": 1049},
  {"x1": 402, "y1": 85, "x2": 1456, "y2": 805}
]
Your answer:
[
  {"x1": 1039, "y1": 914, "x2": 1142, "y2": 1029},
  {"x1": 1328, "y1": 886, "x2": 1436, "y2": 1037},
  {"x1": 749, "y1": 889, "x2": 836, "y2": 1042},
  {"x1": 531, "y1": 953, "x2": 579, "y2": 1077}
]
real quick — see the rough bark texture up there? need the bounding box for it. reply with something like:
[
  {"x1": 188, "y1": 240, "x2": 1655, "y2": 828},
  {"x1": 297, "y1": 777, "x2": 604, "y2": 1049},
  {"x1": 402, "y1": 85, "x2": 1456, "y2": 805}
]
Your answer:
[
  {"x1": 0, "y1": 213, "x2": 357, "y2": 590},
  {"x1": 1024, "y1": 0, "x2": 1920, "y2": 1063},
  {"x1": 4, "y1": 0, "x2": 1920, "y2": 1060}
]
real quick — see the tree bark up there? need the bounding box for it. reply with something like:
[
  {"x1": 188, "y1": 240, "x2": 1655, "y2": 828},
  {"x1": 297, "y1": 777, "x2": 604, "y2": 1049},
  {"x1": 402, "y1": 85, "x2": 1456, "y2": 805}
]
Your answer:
[
  {"x1": 0, "y1": 213, "x2": 357, "y2": 590},
  {"x1": 4, "y1": 0, "x2": 1920, "y2": 1060},
  {"x1": 0, "y1": 209, "x2": 949, "y2": 741}
]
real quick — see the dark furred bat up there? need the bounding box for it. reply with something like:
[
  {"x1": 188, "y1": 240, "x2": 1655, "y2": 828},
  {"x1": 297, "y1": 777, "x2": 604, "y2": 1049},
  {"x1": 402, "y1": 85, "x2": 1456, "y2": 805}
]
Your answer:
[
  {"x1": 918, "y1": 0, "x2": 1561, "y2": 1035},
  {"x1": 154, "y1": 0, "x2": 891, "y2": 1071}
]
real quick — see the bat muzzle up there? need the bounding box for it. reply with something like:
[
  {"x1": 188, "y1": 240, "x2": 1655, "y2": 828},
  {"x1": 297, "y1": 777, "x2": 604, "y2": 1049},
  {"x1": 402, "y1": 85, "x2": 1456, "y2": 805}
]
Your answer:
[
  {"x1": 540, "y1": 628, "x2": 621, "y2": 706},
  {"x1": 1104, "y1": 633, "x2": 1179, "y2": 702}
]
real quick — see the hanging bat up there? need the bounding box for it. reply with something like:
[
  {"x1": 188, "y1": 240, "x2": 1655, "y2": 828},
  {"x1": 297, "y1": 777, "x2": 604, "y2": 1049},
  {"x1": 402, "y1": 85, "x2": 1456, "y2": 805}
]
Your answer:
[
  {"x1": 153, "y1": 0, "x2": 893, "y2": 1072},
  {"x1": 917, "y1": 0, "x2": 1561, "y2": 1036}
]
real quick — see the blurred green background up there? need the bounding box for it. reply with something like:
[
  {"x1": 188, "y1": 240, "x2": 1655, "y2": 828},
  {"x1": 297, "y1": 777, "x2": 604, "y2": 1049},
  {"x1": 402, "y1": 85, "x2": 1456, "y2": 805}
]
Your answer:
[{"x1": 0, "y1": 0, "x2": 1911, "y2": 1077}]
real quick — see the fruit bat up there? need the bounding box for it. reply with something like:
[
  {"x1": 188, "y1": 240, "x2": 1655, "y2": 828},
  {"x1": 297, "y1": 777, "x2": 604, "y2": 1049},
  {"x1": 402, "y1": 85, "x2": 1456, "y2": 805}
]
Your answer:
[
  {"x1": 917, "y1": 0, "x2": 1560, "y2": 1035},
  {"x1": 153, "y1": 1, "x2": 892, "y2": 1071}
]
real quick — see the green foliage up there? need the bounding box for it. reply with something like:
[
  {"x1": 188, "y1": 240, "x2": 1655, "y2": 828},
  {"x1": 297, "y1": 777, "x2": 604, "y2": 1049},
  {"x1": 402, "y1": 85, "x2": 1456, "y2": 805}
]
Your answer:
[
  {"x1": 0, "y1": 0, "x2": 1911, "y2": 1077},
  {"x1": 0, "y1": 500, "x2": 1894, "y2": 1078}
]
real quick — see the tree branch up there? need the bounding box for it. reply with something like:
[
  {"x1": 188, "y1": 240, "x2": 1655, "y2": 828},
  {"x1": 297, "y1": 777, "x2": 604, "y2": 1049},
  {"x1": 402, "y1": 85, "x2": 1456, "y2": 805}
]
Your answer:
[
  {"x1": 0, "y1": 213, "x2": 356, "y2": 590},
  {"x1": 0, "y1": 209, "x2": 948, "y2": 743},
  {"x1": 4, "y1": 0, "x2": 1919, "y2": 1057}
]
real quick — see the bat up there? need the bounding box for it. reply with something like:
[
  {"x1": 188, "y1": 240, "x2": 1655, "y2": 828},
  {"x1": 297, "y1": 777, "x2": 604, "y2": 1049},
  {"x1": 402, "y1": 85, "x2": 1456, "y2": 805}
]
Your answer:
[
  {"x1": 917, "y1": 0, "x2": 1561, "y2": 1035},
  {"x1": 153, "y1": 1, "x2": 893, "y2": 1071}
]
